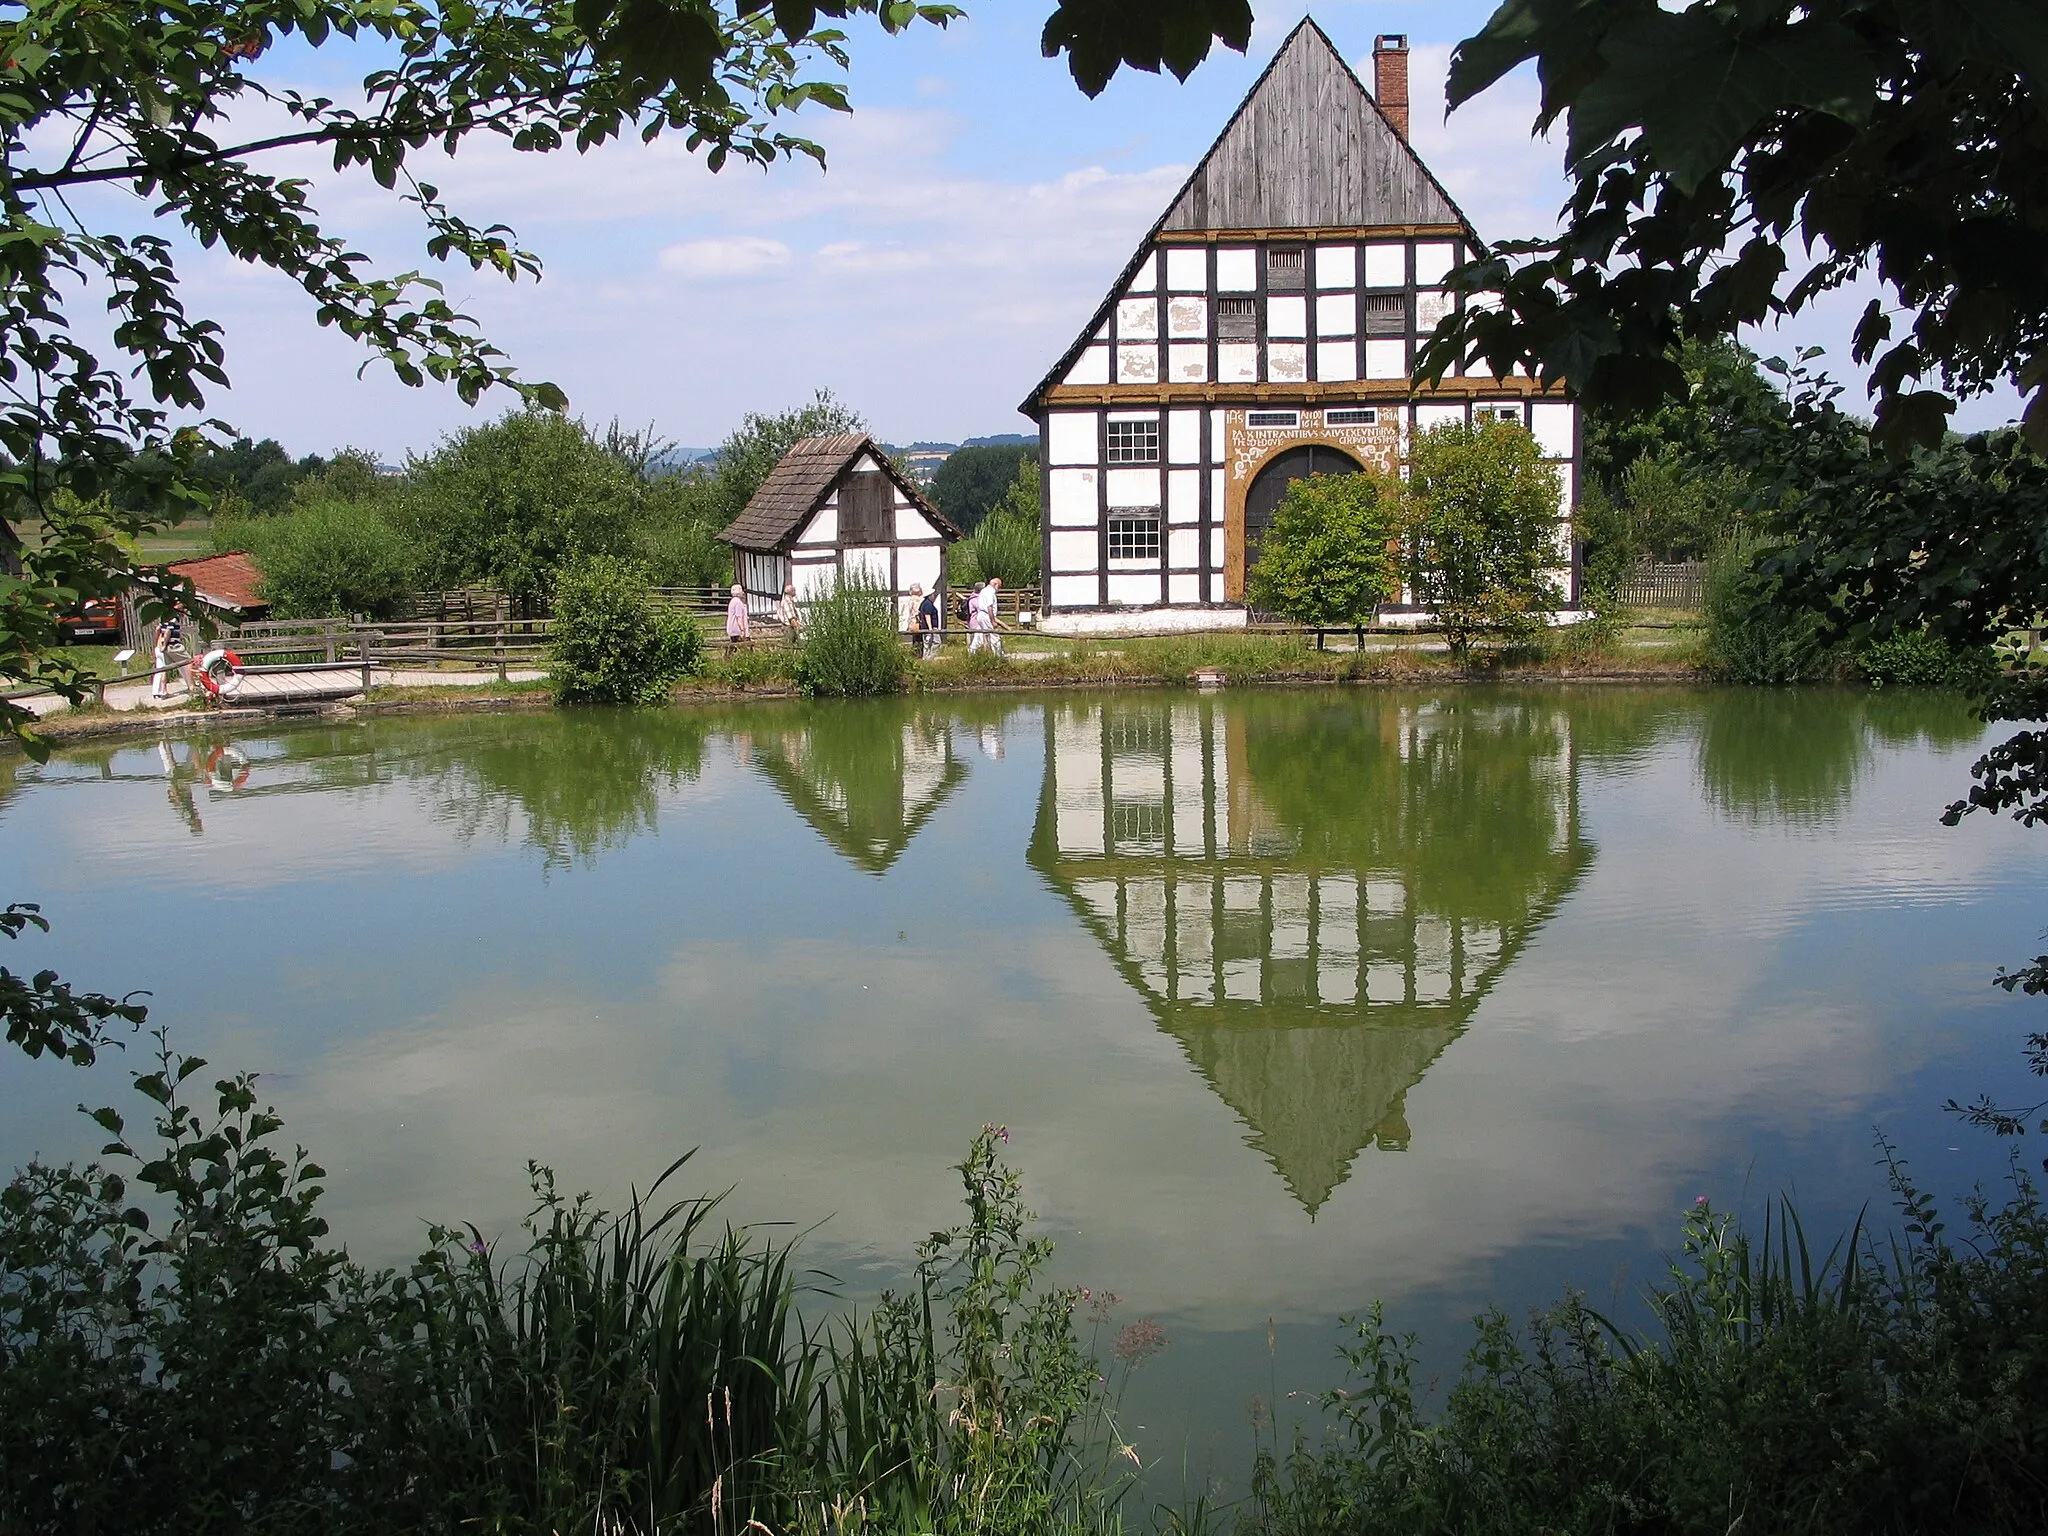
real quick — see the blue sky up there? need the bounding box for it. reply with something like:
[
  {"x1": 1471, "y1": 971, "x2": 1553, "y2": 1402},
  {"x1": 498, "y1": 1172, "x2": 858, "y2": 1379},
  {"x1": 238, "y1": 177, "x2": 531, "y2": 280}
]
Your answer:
[{"x1": 133, "y1": 1, "x2": 2021, "y2": 458}]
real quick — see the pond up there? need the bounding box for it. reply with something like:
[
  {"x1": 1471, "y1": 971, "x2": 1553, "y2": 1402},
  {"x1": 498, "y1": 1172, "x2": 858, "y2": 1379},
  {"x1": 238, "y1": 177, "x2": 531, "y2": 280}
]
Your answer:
[{"x1": 3, "y1": 687, "x2": 2044, "y2": 1483}]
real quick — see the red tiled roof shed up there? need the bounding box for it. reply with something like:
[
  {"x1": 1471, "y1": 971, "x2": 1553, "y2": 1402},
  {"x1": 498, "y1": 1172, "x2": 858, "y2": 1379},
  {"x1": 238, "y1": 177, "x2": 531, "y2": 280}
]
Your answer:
[{"x1": 166, "y1": 551, "x2": 268, "y2": 613}]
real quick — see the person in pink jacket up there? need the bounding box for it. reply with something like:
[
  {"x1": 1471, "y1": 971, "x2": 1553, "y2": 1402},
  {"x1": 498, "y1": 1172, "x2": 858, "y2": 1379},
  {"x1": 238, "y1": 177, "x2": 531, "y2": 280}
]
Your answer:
[{"x1": 725, "y1": 583, "x2": 751, "y2": 651}]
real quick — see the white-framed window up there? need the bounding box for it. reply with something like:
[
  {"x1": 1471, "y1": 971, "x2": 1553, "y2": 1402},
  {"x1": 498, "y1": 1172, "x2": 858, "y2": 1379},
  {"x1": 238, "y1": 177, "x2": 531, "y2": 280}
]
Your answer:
[
  {"x1": 1107, "y1": 514, "x2": 1162, "y2": 562},
  {"x1": 1475, "y1": 403, "x2": 1524, "y2": 427},
  {"x1": 1326, "y1": 407, "x2": 1379, "y2": 426},
  {"x1": 1247, "y1": 409, "x2": 1300, "y2": 429},
  {"x1": 1106, "y1": 419, "x2": 1160, "y2": 464}
]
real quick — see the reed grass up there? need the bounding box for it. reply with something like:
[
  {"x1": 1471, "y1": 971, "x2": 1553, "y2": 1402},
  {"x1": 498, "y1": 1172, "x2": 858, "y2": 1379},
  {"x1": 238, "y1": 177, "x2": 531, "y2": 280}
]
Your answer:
[{"x1": 1239, "y1": 1172, "x2": 2048, "y2": 1536}]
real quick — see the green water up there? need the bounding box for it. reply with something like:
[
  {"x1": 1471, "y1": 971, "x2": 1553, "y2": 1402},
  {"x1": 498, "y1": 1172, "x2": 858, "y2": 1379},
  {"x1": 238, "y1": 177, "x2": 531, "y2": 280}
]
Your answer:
[{"x1": 3, "y1": 687, "x2": 2043, "y2": 1475}]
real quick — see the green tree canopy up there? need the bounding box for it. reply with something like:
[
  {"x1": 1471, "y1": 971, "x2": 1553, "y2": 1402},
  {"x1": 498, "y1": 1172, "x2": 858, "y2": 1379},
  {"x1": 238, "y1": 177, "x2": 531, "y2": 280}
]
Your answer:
[
  {"x1": 246, "y1": 499, "x2": 416, "y2": 619},
  {"x1": 1246, "y1": 471, "x2": 1402, "y2": 629},
  {"x1": 1405, "y1": 422, "x2": 1565, "y2": 658},
  {"x1": 399, "y1": 411, "x2": 644, "y2": 608},
  {"x1": 1422, "y1": 0, "x2": 2048, "y2": 456},
  {"x1": 931, "y1": 443, "x2": 1036, "y2": 531}
]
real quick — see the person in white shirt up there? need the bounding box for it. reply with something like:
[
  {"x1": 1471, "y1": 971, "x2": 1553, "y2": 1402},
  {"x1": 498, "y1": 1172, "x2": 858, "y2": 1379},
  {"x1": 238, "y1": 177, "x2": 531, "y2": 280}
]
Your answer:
[
  {"x1": 776, "y1": 582, "x2": 801, "y2": 644},
  {"x1": 968, "y1": 577, "x2": 1004, "y2": 656}
]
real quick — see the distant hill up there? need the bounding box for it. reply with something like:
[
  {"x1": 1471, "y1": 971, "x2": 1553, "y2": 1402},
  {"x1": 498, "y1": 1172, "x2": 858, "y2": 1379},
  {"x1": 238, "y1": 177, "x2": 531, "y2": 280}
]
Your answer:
[{"x1": 963, "y1": 433, "x2": 1038, "y2": 448}]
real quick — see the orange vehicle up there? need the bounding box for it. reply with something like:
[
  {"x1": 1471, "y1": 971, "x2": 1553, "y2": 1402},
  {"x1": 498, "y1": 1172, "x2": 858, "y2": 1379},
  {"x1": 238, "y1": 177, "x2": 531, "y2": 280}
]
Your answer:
[{"x1": 60, "y1": 596, "x2": 122, "y2": 643}]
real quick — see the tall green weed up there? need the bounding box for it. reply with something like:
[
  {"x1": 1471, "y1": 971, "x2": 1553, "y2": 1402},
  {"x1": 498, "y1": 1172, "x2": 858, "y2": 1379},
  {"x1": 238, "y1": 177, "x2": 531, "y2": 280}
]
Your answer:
[
  {"x1": 1702, "y1": 538, "x2": 1839, "y2": 683},
  {"x1": 1240, "y1": 1169, "x2": 2048, "y2": 1536},
  {"x1": 795, "y1": 576, "x2": 907, "y2": 698}
]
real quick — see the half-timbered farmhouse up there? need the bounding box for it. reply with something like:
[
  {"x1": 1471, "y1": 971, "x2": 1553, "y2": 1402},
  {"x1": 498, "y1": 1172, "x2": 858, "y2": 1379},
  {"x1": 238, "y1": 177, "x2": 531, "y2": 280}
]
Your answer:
[
  {"x1": 721, "y1": 434, "x2": 960, "y2": 618},
  {"x1": 1021, "y1": 19, "x2": 1579, "y2": 629}
]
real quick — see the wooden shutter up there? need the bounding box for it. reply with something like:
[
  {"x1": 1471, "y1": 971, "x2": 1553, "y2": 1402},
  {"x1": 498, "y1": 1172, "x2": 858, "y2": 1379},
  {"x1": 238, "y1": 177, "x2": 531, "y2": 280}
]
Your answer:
[{"x1": 839, "y1": 472, "x2": 892, "y2": 544}]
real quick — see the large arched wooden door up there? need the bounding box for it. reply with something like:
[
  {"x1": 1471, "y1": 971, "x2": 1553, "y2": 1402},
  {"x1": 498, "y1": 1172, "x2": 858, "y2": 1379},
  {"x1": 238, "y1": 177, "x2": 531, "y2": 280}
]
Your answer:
[{"x1": 1241, "y1": 444, "x2": 1365, "y2": 595}]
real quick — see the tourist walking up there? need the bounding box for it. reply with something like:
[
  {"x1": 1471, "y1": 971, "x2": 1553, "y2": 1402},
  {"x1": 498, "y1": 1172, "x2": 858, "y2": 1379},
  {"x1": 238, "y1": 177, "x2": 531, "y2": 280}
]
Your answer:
[
  {"x1": 725, "y1": 583, "x2": 751, "y2": 651},
  {"x1": 969, "y1": 577, "x2": 1004, "y2": 657},
  {"x1": 151, "y1": 612, "x2": 182, "y2": 700},
  {"x1": 913, "y1": 583, "x2": 941, "y2": 659},
  {"x1": 777, "y1": 582, "x2": 802, "y2": 644}
]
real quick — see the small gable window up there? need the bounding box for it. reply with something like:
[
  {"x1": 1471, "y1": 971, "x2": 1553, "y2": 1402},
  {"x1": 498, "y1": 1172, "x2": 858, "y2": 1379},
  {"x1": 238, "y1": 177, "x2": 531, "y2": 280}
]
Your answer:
[
  {"x1": 1268, "y1": 248, "x2": 1306, "y2": 291},
  {"x1": 1217, "y1": 297, "x2": 1257, "y2": 340},
  {"x1": 838, "y1": 471, "x2": 894, "y2": 544}
]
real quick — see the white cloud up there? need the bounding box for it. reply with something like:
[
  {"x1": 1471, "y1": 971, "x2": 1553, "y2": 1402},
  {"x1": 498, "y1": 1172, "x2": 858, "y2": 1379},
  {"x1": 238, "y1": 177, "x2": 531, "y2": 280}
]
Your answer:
[
  {"x1": 815, "y1": 240, "x2": 933, "y2": 273},
  {"x1": 658, "y1": 234, "x2": 794, "y2": 280}
]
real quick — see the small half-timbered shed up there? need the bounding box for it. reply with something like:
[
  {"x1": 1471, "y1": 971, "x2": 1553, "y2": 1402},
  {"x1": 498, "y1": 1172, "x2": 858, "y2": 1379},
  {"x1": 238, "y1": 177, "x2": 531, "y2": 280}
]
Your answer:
[
  {"x1": 1020, "y1": 18, "x2": 1580, "y2": 630},
  {"x1": 720, "y1": 434, "x2": 960, "y2": 618}
]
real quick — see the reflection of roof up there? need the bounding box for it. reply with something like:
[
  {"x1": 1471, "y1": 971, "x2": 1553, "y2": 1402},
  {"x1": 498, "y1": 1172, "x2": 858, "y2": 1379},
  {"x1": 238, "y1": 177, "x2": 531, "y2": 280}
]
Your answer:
[
  {"x1": 754, "y1": 720, "x2": 968, "y2": 874},
  {"x1": 720, "y1": 434, "x2": 957, "y2": 552},
  {"x1": 167, "y1": 551, "x2": 266, "y2": 611},
  {"x1": 1174, "y1": 1007, "x2": 1455, "y2": 1213}
]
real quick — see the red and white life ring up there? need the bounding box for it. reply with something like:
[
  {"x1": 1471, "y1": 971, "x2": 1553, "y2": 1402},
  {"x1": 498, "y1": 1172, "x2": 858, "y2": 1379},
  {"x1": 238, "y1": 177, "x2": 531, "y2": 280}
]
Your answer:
[{"x1": 195, "y1": 647, "x2": 242, "y2": 699}]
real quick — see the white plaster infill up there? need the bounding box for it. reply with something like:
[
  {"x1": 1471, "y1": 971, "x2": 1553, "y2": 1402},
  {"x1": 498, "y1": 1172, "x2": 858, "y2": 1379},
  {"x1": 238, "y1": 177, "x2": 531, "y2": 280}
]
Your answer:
[{"x1": 1037, "y1": 606, "x2": 1251, "y2": 638}]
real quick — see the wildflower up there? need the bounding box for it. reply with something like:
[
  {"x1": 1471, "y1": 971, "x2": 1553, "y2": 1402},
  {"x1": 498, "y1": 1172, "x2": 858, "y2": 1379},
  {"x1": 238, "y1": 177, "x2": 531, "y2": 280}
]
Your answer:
[{"x1": 1112, "y1": 1318, "x2": 1169, "y2": 1367}]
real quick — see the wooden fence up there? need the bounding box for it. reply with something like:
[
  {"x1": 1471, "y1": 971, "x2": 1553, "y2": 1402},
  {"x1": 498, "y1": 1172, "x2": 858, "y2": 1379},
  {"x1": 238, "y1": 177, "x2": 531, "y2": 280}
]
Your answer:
[{"x1": 1615, "y1": 561, "x2": 1706, "y2": 612}]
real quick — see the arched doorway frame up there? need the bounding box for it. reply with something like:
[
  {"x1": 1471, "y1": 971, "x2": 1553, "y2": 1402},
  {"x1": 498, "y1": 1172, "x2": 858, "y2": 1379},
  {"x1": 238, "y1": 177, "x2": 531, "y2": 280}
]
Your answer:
[{"x1": 1226, "y1": 437, "x2": 1370, "y2": 602}]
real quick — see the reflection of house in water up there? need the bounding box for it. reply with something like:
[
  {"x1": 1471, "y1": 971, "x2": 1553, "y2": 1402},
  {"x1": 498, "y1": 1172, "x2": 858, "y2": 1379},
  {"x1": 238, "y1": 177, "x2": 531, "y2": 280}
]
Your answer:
[
  {"x1": 1029, "y1": 697, "x2": 1590, "y2": 1212},
  {"x1": 755, "y1": 711, "x2": 968, "y2": 874}
]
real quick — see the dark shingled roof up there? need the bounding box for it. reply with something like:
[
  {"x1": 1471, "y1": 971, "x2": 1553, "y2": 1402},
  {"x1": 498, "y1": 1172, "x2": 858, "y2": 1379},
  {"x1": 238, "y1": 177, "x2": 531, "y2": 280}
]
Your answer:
[{"x1": 720, "y1": 433, "x2": 958, "y2": 552}]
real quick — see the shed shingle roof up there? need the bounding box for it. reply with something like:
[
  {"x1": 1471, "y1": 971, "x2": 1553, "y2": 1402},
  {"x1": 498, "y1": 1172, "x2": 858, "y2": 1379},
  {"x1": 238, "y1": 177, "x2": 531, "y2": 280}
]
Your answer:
[{"x1": 719, "y1": 434, "x2": 958, "y2": 551}]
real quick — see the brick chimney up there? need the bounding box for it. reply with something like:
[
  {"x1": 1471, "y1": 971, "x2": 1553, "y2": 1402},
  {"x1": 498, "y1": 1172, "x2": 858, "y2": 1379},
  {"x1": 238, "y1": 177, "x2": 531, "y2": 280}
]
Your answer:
[{"x1": 1373, "y1": 34, "x2": 1410, "y2": 140}]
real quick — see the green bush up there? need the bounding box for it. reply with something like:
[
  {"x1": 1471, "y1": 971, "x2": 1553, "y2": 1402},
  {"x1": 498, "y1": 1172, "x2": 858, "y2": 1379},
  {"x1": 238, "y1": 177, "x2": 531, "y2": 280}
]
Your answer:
[
  {"x1": 1857, "y1": 629, "x2": 1998, "y2": 692},
  {"x1": 244, "y1": 498, "x2": 416, "y2": 619},
  {"x1": 1405, "y1": 422, "x2": 1566, "y2": 658},
  {"x1": 1247, "y1": 471, "x2": 1402, "y2": 628},
  {"x1": 794, "y1": 575, "x2": 907, "y2": 697},
  {"x1": 1702, "y1": 538, "x2": 1838, "y2": 683},
  {"x1": 547, "y1": 555, "x2": 703, "y2": 705}
]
